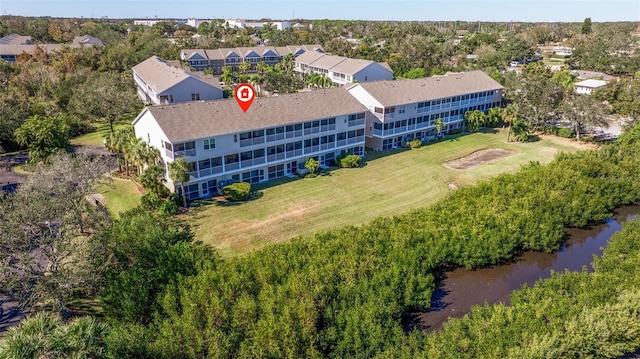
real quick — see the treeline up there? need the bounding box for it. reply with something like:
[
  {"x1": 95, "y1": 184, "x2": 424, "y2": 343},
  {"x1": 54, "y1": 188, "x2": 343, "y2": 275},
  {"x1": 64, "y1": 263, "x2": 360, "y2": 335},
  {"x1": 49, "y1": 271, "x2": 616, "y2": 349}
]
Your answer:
[{"x1": 72, "y1": 126, "x2": 640, "y2": 358}]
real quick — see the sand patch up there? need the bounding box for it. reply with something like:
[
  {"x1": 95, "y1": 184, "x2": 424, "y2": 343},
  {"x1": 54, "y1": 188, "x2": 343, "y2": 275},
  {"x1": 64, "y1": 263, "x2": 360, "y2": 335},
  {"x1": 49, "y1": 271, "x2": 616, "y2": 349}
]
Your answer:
[{"x1": 443, "y1": 148, "x2": 517, "y2": 170}]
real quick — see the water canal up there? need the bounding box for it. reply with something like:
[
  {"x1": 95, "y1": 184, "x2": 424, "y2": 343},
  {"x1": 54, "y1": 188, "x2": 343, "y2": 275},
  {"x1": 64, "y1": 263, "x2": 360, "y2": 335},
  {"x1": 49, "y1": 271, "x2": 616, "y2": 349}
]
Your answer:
[{"x1": 408, "y1": 205, "x2": 640, "y2": 332}]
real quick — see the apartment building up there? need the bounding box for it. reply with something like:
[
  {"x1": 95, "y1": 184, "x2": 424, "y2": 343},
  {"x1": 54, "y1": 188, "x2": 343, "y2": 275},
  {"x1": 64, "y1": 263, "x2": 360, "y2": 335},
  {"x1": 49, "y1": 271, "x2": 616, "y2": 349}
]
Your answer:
[
  {"x1": 180, "y1": 44, "x2": 324, "y2": 73},
  {"x1": 294, "y1": 52, "x2": 394, "y2": 85},
  {"x1": 224, "y1": 19, "x2": 292, "y2": 30},
  {"x1": 133, "y1": 70, "x2": 502, "y2": 199},
  {"x1": 133, "y1": 88, "x2": 367, "y2": 199},
  {"x1": 348, "y1": 71, "x2": 503, "y2": 150},
  {"x1": 132, "y1": 56, "x2": 223, "y2": 105}
]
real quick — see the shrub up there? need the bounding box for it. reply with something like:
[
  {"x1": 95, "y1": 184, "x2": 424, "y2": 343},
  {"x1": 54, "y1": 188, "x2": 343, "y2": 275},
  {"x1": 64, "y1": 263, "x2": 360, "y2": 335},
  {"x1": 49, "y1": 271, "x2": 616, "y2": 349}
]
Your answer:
[
  {"x1": 335, "y1": 153, "x2": 362, "y2": 168},
  {"x1": 407, "y1": 138, "x2": 423, "y2": 149},
  {"x1": 557, "y1": 127, "x2": 575, "y2": 138},
  {"x1": 449, "y1": 128, "x2": 463, "y2": 135},
  {"x1": 221, "y1": 182, "x2": 251, "y2": 201},
  {"x1": 304, "y1": 158, "x2": 320, "y2": 174}
]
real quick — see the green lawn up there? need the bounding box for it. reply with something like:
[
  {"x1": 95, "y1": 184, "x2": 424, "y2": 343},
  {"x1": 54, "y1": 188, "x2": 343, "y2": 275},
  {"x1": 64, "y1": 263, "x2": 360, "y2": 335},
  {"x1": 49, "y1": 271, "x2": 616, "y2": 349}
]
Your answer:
[
  {"x1": 70, "y1": 124, "x2": 130, "y2": 147},
  {"x1": 186, "y1": 129, "x2": 595, "y2": 257},
  {"x1": 98, "y1": 177, "x2": 142, "y2": 218}
]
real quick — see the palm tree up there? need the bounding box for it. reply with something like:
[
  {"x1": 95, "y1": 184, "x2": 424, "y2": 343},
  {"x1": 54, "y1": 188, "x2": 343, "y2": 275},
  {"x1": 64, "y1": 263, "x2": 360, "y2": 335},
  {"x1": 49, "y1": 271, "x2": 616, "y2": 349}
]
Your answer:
[
  {"x1": 434, "y1": 117, "x2": 444, "y2": 138},
  {"x1": 317, "y1": 73, "x2": 332, "y2": 88},
  {"x1": 220, "y1": 66, "x2": 234, "y2": 86},
  {"x1": 501, "y1": 104, "x2": 520, "y2": 143},
  {"x1": 249, "y1": 74, "x2": 263, "y2": 96},
  {"x1": 0, "y1": 312, "x2": 109, "y2": 358},
  {"x1": 168, "y1": 157, "x2": 191, "y2": 208},
  {"x1": 239, "y1": 60, "x2": 251, "y2": 74},
  {"x1": 256, "y1": 61, "x2": 270, "y2": 76},
  {"x1": 305, "y1": 73, "x2": 321, "y2": 89}
]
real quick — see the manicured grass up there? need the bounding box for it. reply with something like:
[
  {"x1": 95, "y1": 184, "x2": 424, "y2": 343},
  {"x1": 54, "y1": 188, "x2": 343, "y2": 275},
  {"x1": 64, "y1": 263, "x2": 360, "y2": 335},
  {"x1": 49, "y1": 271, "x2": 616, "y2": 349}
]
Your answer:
[
  {"x1": 98, "y1": 177, "x2": 142, "y2": 218},
  {"x1": 186, "y1": 129, "x2": 596, "y2": 257},
  {"x1": 70, "y1": 124, "x2": 130, "y2": 147}
]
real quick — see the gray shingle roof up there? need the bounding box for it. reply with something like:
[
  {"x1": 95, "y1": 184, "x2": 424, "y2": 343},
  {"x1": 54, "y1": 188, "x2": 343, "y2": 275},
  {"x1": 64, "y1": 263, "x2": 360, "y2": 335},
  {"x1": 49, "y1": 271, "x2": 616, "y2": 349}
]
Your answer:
[
  {"x1": 182, "y1": 44, "x2": 324, "y2": 62},
  {"x1": 142, "y1": 87, "x2": 367, "y2": 142},
  {"x1": 352, "y1": 70, "x2": 503, "y2": 107},
  {"x1": 0, "y1": 34, "x2": 32, "y2": 45},
  {"x1": 132, "y1": 56, "x2": 221, "y2": 93},
  {"x1": 295, "y1": 52, "x2": 393, "y2": 76}
]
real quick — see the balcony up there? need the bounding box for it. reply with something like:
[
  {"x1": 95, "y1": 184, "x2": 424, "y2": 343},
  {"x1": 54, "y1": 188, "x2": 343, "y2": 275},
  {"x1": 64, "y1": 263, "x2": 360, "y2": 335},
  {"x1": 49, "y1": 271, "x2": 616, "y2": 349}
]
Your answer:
[
  {"x1": 225, "y1": 162, "x2": 240, "y2": 171},
  {"x1": 303, "y1": 127, "x2": 320, "y2": 136},
  {"x1": 266, "y1": 133, "x2": 285, "y2": 142},
  {"x1": 285, "y1": 149, "x2": 303, "y2": 158},
  {"x1": 347, "y1": 136, "x2": 363, "y2": 145},
  {"x1": 174, "y1": 149, "x2": 196, "y2": 158},
  {"x1": 198, "y1": 166, "x2": 223, "y2": 177},
  {"x1": 267, "y1": 153, "x2": 286, "y2": 162},
  {"x1": 286, "y1": 130, "x2": 303, "y2": 139},
  {"x1": 319, "y1": 143, "x2": 334, "y2": 151},
  {"x1": 304, "y1": 145, "x2": 319, "y2": 154},
  {"x1": 320, "y1": 124, "x2": 336, "y2": 132},
  {"x1": 241, "y1": 157, "x2": 266, "y2": 168},
  {"x1": 348, "y1": 119, "x2": 366, "y2": 127},
  {"x1": 240, "y1": 137, "x2": 265, "y2": 147}
]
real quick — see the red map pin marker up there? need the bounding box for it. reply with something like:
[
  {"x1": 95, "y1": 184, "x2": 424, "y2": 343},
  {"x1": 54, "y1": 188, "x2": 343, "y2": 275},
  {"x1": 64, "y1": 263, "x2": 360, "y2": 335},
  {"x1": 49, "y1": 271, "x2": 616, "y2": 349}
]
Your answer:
[{"x1": 234, "y1": 83, "x2": 256, "y2": 113}]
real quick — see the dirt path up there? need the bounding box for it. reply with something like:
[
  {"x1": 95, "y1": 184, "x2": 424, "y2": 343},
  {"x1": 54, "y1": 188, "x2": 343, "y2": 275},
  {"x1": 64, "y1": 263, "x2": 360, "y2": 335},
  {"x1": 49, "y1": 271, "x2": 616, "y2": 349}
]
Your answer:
[{"x1": 443, "y1": 148, "x2": 517, "y2": 170}]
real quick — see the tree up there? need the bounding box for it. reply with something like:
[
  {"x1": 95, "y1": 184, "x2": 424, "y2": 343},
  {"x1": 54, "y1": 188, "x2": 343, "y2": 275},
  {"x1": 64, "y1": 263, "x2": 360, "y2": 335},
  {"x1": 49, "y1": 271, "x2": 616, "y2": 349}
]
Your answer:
[
  {"x1": 0, "y1": 151, "x2": 113, "y2": 312},
  {"x1": 434, "y1": 117, "x2": 444, "y2": 138},
  {"x1": 581, "y1": 17, "x2": 592, "y2": 35},
  {"x1": 14, "y1": 114, "x2": 71, "y2": 163},
  {"x1": 501, "y1": 104, "x2": 520, "y2": 142},
  {"x1": 561, "y1": 94, "x2": 608, "y2": 141},
  {"x1": 139, "y1": 165, "x2": 168, "y2": 197},
  {"x1": 304, "y1": 157, "x2": 320, "y2": 174},
  {"x1": 464, "y1": 110, "x2": 487, "y2": 132},
  {"x1": 220, "y1": 66, "x2": 234, "y2": 86},
  {"x1": 239, "y1": 60, "x2": 251, "y2": 74},
  {"x1": 168, "y1": 157, "x2": 192, "y2": 208},
  {"x1": 126, "y1": 138, "x2": 160, "y2": 175},
  {"x1": 0, "y1": 312, "x2": 109, "y2": 358},
  {"x1": 103, "y1": 126, "x2": 134, "y2": 173},
  {"x1": 67, "y1": 71, "x2": 142, "y2": 132}
]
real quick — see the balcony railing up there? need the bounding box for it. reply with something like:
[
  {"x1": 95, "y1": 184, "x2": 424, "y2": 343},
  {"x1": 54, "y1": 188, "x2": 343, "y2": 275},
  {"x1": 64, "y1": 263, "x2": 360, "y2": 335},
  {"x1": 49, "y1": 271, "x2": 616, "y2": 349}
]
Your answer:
[
  {"x1": 286, "y1": 130, "x2": 303, "y2": 139},
  {"x1": 304, "y1": 145, "x2": 319, "y2": 154},
  {"x1": 285, "y1": 149, "x2": 303, "y2": 158},
  {"x1": 241, "y1": 157, "x2": 266, "y2": 168},
  {"x1": 225, "y1": 162, "x2": 240, "y2": 171},
  {"x1": 348, "y1": 119, "x2": 366, "y2": 127},
  {"x1": 303, "y1": 127, "x2": 320, "y2": 135},
  {"x1": 266, "y1": 133, "x2": 285, "y2": 142},
  {"x1": 320, "y1": 124, "x2": 336, "y2": 132},
  {"x1": 174, "y1": 149, "x2": 196, "y2": 158},
  {"x1": 198, "y1": 166, "x2": 223, "y2": 177},
  {"x1": 267, "y1": 153, "x2": 286, "y2": 162},
  {"x1": 240, "y1": 137, "x2": 265, "y2": 147}
]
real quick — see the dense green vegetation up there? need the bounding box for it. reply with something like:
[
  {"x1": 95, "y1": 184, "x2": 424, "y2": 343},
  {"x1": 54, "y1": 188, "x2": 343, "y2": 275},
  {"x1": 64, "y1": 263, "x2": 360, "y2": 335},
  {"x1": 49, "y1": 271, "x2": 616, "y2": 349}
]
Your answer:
[{"x1": 81, "y1": 126, "x2": 639, "y2": 358}]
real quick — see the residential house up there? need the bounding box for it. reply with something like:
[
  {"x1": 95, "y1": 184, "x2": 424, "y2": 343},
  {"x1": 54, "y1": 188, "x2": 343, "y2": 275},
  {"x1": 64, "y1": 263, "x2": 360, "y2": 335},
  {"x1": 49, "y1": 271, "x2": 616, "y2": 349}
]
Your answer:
[
  {"x1": 552, "y1": 47, "x2": 572, "y2": 57},
  {"x1": 0, "y1": 35, "x2": 103, "y2": 63},
  {"x1": 180, "y1": 44, "x2": 324, "y2": 74},
  {"x1": 294, "y1": 52, "x2": 394, "y2": 85},
  {"x1": 132, "y1": 70, "x2": 502, "y2": 199},
  {"x1": 574, "y1": 79, "x2": 607, "y2": 95},
  {"x1": 133, "y1": 87, "x2": 367, "y2": 199},
  {"x1": 572, "y1": 70, "x2": 617, "y2": 81},
  {"x1": 347, "y1": 71, "x2": 503, "y2": 150},
  {"x1": 132, "y1": 56, "x2": 223, "y2": 105}
]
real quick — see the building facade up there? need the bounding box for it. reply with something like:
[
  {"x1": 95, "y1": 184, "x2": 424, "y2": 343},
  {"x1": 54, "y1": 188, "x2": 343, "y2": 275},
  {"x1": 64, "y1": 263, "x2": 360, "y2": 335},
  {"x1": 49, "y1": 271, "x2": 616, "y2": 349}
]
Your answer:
[
  {"x1": 133, "y1": 71, "x2": 503, "y2": 199},
  {"x1": 180, "y1": 44, "x2": 324, "y2": 73},
  {"x1": 347, "y1": 71, "x2": 503, "y2": 150},
  {"x1": 294, "y1": 52, "x2": 394, "y2": 85},
  {"x1": 133, "y1": 88, "x2": 367, "y2": 200},
  {"x1": 132, "y1": 56, "x2": 223, "y2": 105}
]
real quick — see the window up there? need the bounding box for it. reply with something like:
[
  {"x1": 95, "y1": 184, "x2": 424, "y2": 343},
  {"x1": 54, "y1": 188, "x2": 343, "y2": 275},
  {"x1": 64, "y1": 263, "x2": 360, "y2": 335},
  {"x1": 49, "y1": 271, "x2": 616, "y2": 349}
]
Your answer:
[
  {"x1": 203, "y1": 138, "x2": 215, "y2": 150},
  {"x1": 191, "y1": 93, "x2": 200, "y2": 101}
]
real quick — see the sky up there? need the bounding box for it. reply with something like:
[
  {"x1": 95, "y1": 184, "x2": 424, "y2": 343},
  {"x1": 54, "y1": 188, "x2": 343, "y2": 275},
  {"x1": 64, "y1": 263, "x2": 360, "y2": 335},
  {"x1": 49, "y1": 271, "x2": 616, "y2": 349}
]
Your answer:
[{"x1": 1, "y1": 0, "x2": 639, "y2": 22}]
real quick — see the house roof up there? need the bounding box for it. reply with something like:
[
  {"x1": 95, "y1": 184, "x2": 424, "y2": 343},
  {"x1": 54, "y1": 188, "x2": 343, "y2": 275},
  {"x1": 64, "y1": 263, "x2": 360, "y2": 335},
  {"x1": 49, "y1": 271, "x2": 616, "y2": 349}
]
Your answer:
[
  {"x1": 0, "y1": 43, "x2": 64, "y2": 56},
  {"x1": 351, "y1": 70, "x2": 503, "y2": 107},
  {"x1": 0, "y1": 33, "x2": 32, "y2": 45},
  {"x1": 132, "y1": 56, "x2": 221, "y2": 94},
  {"x1": 71, "y1": 35, "x2": 104, "y2": 47},
  {"x1": 183, "y1": 44, "x2": 324, "y2": 62},
  {"x1": 575, "y1": 79, "x2": 608, "y2": 88},
  {"x1": 573, "y1": 70, "x2": 616, "y2": 81},
  {"x1": 140, "y1": 87, "x2": 367, "y2": 142},
  {"x1": 331, "y1": 58, "x2": 380, "y2": 75}
]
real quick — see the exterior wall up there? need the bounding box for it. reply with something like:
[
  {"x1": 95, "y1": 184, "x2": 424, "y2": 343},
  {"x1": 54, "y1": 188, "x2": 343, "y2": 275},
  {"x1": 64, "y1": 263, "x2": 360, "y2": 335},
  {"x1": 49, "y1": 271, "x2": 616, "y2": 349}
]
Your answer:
[
  {"x1": 158, "y1": 112, "x2": 367, "y2": 200},
  {"x1": 161, "y1": 78, "x2": 223, "y2": 103},
  {"x1": 365, "y1": 90, "x2": 503, "y2": 151},
  {"x1": 133, "y1": 71, "x2": 160, "y2": 104},
  {"x1": 575, "y1": 86, "x2": 593, "y2": 95},
  {"x1": 352, "y1": 64, "x2": 394, "y2": 83},
  {"x1": 132, "y1": 110, "x2": 175, "y2": 188}
]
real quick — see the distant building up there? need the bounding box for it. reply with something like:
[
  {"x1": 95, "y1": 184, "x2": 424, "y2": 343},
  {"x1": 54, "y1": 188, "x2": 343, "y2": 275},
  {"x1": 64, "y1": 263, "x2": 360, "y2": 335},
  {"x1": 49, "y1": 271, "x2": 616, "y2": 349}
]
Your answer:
[
  {"x1": 187, "y1": 18, "x2": 214, "y2": 28},
  {"x1": 0, "y1": 35, "x2": 103, "y2": 63},
  {"x1": 224, "y1": 18, "x2": 291, "y2": 30},
  {"x1": 552, "y1": 47, "x2": 572, "y2": 57},
  {"x1": 132, "y1": 56, "x2": 223, "y2": 105},
  {"x1": 133, "y1": 19, "x2": 163, "y2": 27},
  {"x1": 294, "y1": 52, "x2": 393, "y2": 85},
  {"x1": 572, "y1": 70, "x2": 617, "y2": 81},
  {"x1": 180, "y1": 44, "x2": 324, "y2": 73},
  {"x1": 574, "y1": 79, "x2": 607, "y2": 95}
]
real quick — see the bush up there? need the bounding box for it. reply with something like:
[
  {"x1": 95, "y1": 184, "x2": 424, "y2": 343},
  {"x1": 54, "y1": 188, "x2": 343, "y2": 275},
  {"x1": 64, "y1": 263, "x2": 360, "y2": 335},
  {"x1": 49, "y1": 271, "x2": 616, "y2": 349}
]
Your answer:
[
  {"x1": 221, "y1": 182, "x2": 251, "y2": 201},
  {"x1": 140, "y1": 192, "x2": 180, "y2": 215},
  {"x1": 407, "y1": 138, "x2": 423, "y2": 149},
  {"x1": 449, "y1": 128, "x2": 463, "y2": 135},
  {"x1": 335, "y1": 153, "x2": 362, "y2": 168},
  {"x1": 557, "y1": 127, "x2": 575, "y2": 138}
]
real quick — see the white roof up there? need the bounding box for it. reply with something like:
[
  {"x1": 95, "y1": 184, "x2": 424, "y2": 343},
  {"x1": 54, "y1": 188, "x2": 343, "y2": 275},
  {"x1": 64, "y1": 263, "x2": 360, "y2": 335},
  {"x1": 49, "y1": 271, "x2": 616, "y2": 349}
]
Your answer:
[{"x1": 575, "y1": 79, "x2": 607, "y2": 89}]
